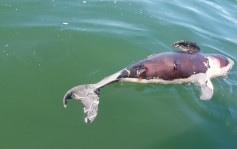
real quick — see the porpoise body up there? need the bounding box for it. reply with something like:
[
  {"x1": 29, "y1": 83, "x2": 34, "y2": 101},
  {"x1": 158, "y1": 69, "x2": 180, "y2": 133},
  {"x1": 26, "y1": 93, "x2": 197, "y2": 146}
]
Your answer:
[{"x1": 63, "y1": 41, "x2": 234, "y2": 123}]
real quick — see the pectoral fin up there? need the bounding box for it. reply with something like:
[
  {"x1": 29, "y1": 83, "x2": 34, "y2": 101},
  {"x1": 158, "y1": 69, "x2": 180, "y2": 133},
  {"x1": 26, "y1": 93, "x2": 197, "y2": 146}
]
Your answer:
[{"x1": 198, "y1": 79, "x2": 214, "y2": 100}]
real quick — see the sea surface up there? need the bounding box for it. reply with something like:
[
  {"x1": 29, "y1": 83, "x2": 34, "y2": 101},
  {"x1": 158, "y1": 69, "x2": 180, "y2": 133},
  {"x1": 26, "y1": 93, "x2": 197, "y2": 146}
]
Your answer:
[{"x1": 1, "y1": 0, "x2": 237, "y2": 149}]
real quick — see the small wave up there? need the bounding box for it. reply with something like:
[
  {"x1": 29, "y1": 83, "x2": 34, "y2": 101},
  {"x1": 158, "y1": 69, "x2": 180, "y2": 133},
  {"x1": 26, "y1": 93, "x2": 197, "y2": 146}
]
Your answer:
[
  {"x1": 199, "y1": 0, "x2": 229, "y2": 15},
  {"x1": 199, "y1": 0, "x2": 237, "y2": 25},
  {"x1": 75, "y1": 19, "x2": 147, "y2": 33}
]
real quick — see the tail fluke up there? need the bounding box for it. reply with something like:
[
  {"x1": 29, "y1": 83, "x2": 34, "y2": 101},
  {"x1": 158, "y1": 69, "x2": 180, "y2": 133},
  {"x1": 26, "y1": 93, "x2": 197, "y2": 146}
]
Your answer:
[{"x1": 63, "y1": 84, "x2": 100, "y2": 123}]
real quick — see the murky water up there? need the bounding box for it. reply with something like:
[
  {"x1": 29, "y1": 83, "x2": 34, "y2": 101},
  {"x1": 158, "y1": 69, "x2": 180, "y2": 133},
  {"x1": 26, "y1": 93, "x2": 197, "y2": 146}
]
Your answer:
[{"x1": 1, "y1": 0, "x2": 237, "y2": 148}]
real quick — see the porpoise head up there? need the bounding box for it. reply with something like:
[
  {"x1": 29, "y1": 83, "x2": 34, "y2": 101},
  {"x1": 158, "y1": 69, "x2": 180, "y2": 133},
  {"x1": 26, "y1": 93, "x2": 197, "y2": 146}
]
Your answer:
[{"x1": 206, "y1": 54, "x2": 234, "y2": 78}]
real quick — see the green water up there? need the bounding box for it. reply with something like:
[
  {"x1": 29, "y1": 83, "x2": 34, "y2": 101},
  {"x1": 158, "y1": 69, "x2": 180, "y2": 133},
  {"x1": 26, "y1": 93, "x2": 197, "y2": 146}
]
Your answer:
[{"x1": 1, "y1": 0, "x2": 237, "y2": 148}]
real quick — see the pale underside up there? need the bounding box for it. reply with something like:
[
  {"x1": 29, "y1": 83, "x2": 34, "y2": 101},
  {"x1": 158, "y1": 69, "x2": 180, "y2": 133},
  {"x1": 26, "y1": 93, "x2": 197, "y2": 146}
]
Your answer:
[{"x1": 119, "y1": 72, "x2": 213, "y2": 100}]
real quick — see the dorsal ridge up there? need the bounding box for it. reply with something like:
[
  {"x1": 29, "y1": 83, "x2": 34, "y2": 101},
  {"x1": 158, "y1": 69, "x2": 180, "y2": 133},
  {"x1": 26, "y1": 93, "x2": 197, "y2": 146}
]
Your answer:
[{"x1": 171, "y1": 40, "x2": 200, "y2": 53}]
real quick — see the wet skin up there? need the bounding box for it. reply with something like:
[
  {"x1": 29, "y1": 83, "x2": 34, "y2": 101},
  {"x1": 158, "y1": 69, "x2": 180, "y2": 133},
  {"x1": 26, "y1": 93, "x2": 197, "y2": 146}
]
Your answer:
[
  {"x1": 125, "y1": 51, "x2": 208, "y2": 80},
  {"x1": 123, "y1": 51, "x2": 229, "y2": 81}
]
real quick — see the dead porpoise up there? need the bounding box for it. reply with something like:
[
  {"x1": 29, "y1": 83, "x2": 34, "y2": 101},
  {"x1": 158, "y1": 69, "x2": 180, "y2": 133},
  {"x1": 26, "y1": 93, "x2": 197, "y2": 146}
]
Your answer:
[{"x1": 63, "y1": 40, "x2": 234, "y2": 123}]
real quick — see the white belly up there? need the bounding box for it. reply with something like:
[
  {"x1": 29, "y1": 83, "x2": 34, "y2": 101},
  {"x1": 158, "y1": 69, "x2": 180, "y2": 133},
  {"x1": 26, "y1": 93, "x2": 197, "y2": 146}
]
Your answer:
[{"x1": 119, "y1": 73, "x2": 207, "y2": 85}]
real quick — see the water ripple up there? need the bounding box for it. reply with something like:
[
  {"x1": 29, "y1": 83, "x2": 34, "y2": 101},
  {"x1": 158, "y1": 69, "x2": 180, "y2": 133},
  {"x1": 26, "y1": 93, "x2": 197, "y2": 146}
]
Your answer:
[
  {"x1": 199, "y1": 0, "x2": 229, "y2": 15},
  {"x1": 71, "y1": 19, "x2": 147, "y2": 34},
  {"x1": 199, "y1": 0, "x2": 237, "y2": 25}
]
